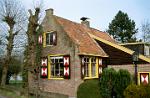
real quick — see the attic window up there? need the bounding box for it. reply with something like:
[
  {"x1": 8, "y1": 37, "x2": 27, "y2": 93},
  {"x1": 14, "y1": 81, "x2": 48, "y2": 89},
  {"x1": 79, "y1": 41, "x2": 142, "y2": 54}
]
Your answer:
[{"x1": 46, "y1": 31, "x2": 57, "y2": 46}]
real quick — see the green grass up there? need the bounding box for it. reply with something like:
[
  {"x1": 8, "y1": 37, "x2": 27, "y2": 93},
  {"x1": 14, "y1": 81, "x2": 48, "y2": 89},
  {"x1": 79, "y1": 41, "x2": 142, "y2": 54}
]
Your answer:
[
  {"x1": 77, "y1": 79, "x2": 102, "y2": 98},
  {"x1": 0, "y1": 87, "x2": 26, "y2": 98},
  {"x1": 0, "y1": 80, "x2": 36, "y2": 98}
]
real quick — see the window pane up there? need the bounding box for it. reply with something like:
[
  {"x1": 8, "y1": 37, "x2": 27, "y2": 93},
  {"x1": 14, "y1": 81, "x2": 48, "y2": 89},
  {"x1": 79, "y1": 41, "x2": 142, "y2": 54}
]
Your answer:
[
  {"x1": 50, "y1": 56, "x2": 64, "y2": 78},
  {"x1": 84, "y1": 63, "x2": 89, "y2": 77},
  {"x1": 50, "y1": 33, "x2": 53, "y2": 45},
  {"x1": 51, "y1": 64, "x2": 55, "y2": 77},
  {"x1": 91, "y1": 57, "x2": 96, "y2": 77},
  {"x1": 46, "y1": 33, "x2": 50, "y2": 45},
  {"x1": 91, "y1": 63, "x2": 96, "y2": 77}
]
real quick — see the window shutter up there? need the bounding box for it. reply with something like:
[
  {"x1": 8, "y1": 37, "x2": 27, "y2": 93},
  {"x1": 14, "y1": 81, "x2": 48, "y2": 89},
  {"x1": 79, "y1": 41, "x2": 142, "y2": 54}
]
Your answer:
[
  {"x1": 81, "y1": 57, "x2": 85, "y2": 79},
  {"x1": 41, "y1": 57, "x2": 48, "y2": 78},
  {"x1": 98, "y1": 58, "x2": 102, "y2": 77},
  {"x1": 63, "y1": 56, "x2": 70, "y2": 79},
  {"x1": 38, "y1": 35, "x2": 43, "y2": 44},
  {"x1": 53, "y1": 32, "x2": 57, "y2": 45}
]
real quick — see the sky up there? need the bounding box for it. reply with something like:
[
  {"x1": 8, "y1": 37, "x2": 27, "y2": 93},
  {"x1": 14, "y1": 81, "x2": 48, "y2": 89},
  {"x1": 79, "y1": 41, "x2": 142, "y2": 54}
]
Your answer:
[{"x1": 22, "y1": 0, "x2": 150, "y2": 38}]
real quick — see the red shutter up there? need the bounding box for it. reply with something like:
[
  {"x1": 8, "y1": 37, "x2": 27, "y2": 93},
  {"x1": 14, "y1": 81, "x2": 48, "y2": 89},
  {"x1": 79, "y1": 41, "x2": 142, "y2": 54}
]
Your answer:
[
  {"x1": 41, "y1": 57, "x2": 48, "y2": 78},
  {"x1": 41, "y1": 58, "x2": 47, "y2": 66},
  {"x1": 98, "y1": 58, "x2": 102, "y2": 77},
  {"x1": 140, "y1": 73, "x2": 149, "y2": 85},
  {"x1": 81, "y1": 57, "x2": 85, "y2": 79},
  {"x1": 63, "y1": 56, "x2": 70, "y2": 79},
  {"x1": 53, "y1": 32, "x2": 57, "y2": 45},
  {"x1": 38, "y1": 35, "x2": 42, "y2": 44}
]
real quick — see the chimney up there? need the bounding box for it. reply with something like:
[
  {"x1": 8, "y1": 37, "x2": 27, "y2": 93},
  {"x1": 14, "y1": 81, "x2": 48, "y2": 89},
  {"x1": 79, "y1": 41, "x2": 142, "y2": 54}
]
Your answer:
[
  {"x1": 45, "y1": 8, "x2": 54, "y2": 16},
  {"x1": 80, "y1": 17, "x2": 90, "y2": 27}
]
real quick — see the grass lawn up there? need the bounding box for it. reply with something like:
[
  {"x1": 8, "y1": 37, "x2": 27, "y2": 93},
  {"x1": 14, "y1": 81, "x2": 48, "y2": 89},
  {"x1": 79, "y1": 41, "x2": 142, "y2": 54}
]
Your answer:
[
  {"x1": 0, "y1": 87, "x2": 26, "y2": 98},
  {"x1": 0, "y1": 80, "x2": 36, "y2": 98}
]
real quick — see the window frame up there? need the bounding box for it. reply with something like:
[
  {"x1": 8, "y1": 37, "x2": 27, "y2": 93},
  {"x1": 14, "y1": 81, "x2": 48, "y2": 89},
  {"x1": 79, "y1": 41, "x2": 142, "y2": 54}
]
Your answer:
[
  {"x1": 82, "y1": 56, "x2": 99, "y2": 79},
  {"x1": 43, "y1": 31, "x2": 57, "y2": 47},
  {"x1": 50, "y1": 56, "x2": 64, "y2": 78},
  {"x1": 48, "y1": 55, "x2": 70, "y2": 80}
]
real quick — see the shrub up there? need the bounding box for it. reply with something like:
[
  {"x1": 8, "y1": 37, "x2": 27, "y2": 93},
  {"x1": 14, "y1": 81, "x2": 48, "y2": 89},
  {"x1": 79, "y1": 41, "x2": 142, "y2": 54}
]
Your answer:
[
  {"x1": 115, "y1": 69, "x2": 132, "y2": 98},
  {"x1": 100, "y1": 68, "x2": 117, "y2": 98},
  {"x1": 100, "y1": 68, "x2": 132, "y2": 98},
  {"x1": 124, "y1": 84, "x2": 150, "y2": 98},
  {"x1": 77, "y1": 79, "x2": 102, "y2": 98}
]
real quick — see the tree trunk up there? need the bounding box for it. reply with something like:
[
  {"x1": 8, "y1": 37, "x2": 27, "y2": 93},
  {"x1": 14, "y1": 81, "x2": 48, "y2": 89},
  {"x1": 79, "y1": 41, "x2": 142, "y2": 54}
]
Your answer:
[
  {"x1": 23, "y1": 8, "x2": 40, "y2": 98},
  {"x1": 1, "y1": 28, "x2": 14, "y2": 86},
  {"x1": 1, "y1": 63, "x2": 9, "y2": 86}
]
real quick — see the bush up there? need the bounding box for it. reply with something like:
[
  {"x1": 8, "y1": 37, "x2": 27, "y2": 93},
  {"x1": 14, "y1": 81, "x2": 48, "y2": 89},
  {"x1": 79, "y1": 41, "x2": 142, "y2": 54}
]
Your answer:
[
  {"x1": 77, "y1": 79, "x2": 102, "y2": 98},
  {"x1": 115, "y1": 69, "x2": 132, "y2": 98},
  {"x1": 124, "y1": 84, "x2": 150, "y2": 98},
  {"x1": 100, "y1": 68, "x2": 117, "y2": 98},
  {"x1": 100, "y1": 68, "x2": 132, "y2": 98}
]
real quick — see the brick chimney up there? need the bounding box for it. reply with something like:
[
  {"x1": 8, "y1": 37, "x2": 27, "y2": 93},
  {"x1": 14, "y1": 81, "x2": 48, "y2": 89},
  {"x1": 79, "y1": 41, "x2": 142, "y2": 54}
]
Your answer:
[
  {"x1": 80, "y1": 17, "x2": 90, "y2": 27},
  {"x1": 45, "y1": 8, "x2": 54, "y2": 16}
]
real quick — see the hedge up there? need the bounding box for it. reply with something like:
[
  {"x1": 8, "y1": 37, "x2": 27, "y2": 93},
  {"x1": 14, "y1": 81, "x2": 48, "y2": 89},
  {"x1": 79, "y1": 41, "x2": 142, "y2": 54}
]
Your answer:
[{"x1": 77, "y1": 79, "x2": 102, "y2": 98}]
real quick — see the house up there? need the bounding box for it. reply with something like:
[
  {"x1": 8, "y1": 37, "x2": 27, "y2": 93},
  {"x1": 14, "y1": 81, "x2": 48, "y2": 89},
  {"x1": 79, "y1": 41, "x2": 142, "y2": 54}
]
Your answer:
[
  {"x1": 120, "y1": 42, "x2": 150, "y2": 57},
  {"x1": 29, "y1": 9, "x2": 150, "y2": 98}
]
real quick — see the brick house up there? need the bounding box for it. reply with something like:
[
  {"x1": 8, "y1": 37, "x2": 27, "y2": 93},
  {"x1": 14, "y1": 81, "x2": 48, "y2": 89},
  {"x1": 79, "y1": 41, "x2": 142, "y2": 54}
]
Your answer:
[{"x1": 29, "y1": 9, "x2": 150, "y2": 98}]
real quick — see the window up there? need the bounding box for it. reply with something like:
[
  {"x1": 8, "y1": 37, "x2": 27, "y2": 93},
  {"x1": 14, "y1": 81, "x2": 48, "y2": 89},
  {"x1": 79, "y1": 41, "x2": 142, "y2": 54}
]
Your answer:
[
  {"x1": 50, "y1": 57, "x2": 64, "y2": 78},
  {"x1": 91, "y1": 57, "x2": 96, "y2": 77},
  {"x1": 83, "y1": 57, "x2": 89, "y2": 77},
  {"x1": 46, "y1": 31, "x2": 57, "y2": 46},
  {"x1": 81, "y1": 56, "x2": 99, "y2": 79},
  {"x1": 49, "y1": 56, "x2": 70, "y2": 79}
]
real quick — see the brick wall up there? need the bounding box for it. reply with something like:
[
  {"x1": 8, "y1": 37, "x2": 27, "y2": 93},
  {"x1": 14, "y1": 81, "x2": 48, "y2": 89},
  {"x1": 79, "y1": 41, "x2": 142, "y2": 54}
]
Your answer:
[{"x1": 108, "y1": 64, "x2": 150, "y2": 74}]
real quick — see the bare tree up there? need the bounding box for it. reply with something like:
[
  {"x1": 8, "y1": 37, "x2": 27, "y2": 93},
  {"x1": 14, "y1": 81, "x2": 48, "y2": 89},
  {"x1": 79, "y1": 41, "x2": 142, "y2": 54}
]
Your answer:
[
  {"x1": 23, "y1": 6, "x2": 42, "y2": 98},
  {"x1": 0, "y1": 0, "x2": 27, "y2": 86},
  {"x1": 142, "y1": 20, "x2": 150, "y2": 42}
]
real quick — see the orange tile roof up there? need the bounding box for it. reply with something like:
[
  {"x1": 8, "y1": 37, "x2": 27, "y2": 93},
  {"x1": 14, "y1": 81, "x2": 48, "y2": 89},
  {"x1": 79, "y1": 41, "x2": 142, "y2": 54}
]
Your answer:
[{"x1": 55, "y1": 16, "x2": 113, "y2": 57}]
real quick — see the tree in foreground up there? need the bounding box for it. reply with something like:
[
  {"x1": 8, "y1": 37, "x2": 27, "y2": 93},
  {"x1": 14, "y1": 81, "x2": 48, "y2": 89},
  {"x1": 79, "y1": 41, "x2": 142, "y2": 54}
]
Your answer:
[
  {"x1": 107, "y1": 10, "x2": 138, "y2": 43},
  {"x1": 115, "y1": 69, "x2": 132, "y2": 98},
  {"x1": 0, "y1": 0, "x2": 26, "y2": 86},
  {"x1": 100, "y1": 68, "x2": 132, "y2": 98},
  {"x1": 100, "y1": 68, "x2": 117, "y2": 98},
  {"x1": 22, "y1": 6, "x2": 42, "y2": 98}
]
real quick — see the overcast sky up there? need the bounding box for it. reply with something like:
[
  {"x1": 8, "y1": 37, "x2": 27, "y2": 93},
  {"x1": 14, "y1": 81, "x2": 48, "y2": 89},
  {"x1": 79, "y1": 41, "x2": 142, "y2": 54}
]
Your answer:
[{"x1": 22, "y1": 0, "x2": 150, "y2": 38}]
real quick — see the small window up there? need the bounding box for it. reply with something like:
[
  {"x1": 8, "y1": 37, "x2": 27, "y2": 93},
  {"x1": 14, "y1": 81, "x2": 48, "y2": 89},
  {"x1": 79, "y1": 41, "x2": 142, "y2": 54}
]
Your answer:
[{"x1": 46, "y1": 31, "x2": 57, "y2": 46}]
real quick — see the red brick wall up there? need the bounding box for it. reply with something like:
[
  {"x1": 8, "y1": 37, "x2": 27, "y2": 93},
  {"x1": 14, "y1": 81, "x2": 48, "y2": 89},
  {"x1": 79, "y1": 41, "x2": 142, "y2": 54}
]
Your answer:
[{"x1": 108, "y1": 64, "x2": 150, "y2": 74}]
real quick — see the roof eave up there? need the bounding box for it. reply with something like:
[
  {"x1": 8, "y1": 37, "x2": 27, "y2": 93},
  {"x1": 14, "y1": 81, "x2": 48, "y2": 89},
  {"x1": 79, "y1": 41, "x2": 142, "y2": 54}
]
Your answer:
[
  {"x1": 78, "y1": 53, "x2": 109, "y2": 57},
  {"x1": 89, "y1": 33, "x2": 150, "y2": 63}
]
